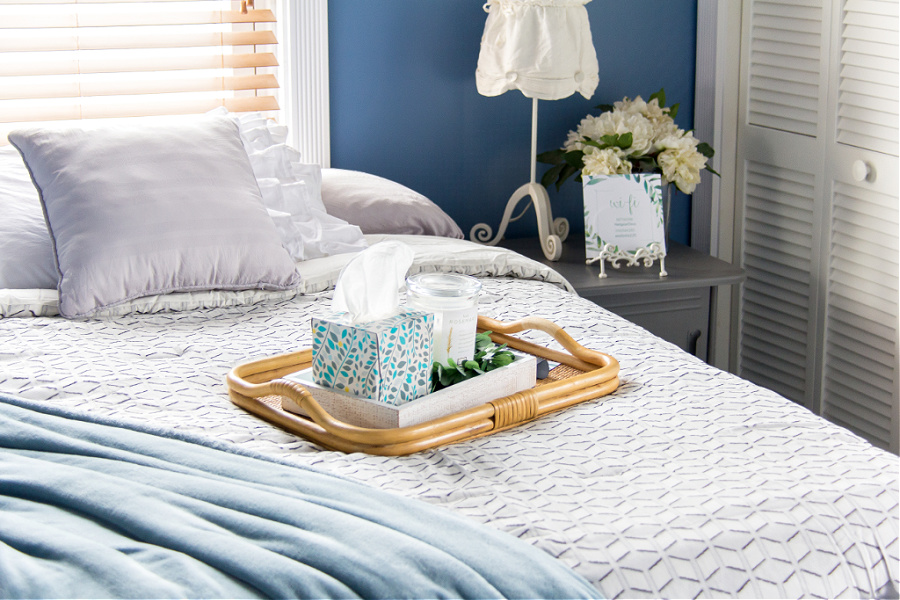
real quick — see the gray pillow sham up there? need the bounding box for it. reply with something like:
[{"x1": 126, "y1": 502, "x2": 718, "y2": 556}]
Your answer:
[
  {"x1": 8, "y1": 116, "x2": 301, "y2": 318},
  {"x1": 0, "y1": 145, "x2": 57, "y2": 290},
  {"x1": 320, "y1": 169, "x2": 463, "y2": 239}
]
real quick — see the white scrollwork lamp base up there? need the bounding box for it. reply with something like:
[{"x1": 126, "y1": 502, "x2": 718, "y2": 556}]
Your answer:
[
  {"x1": 587, "y1": 242, "x2": 668, "y2": 279},
  {"x1": 470, "y1": 182, "x2": 569, "y2": 261}
]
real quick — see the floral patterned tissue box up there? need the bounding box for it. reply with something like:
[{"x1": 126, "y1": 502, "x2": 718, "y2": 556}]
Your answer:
[{"x1": 311, "y1": 310, "x2": 434, "y2": 406}]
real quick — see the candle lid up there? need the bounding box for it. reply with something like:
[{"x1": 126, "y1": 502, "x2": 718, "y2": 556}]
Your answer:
[{"x1": 406, "y1": 273, "x2": 482, "y2": 298}]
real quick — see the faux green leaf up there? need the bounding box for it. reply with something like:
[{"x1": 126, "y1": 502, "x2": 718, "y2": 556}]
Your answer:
[
  {"x1": 556, "y1": 164, "x2": 580, "y2": 191},
  {"x1": 475, "y1": 331, "x2": 494, "y2": 350},
  {"x1": 429, "y1": 331, "x2": 517, "y2": 393},
  {"x1": 491, "y1": 352, "x2": 515, "y2": 368},
  {"x1": 563, "y1": 150, "x2": 585, "y2": 168},
  {"x1": 592, "y1": 133, "x2": 632, "y2": 150},
  {"x1": 696, "y1": 142, "x2": 715, "y2": 159},
  {"x1": 541, "y1": 163, "x2": 565, "y2": 188},
  {"x1": 536, "y1": 148, "x2": 566, "y2": 165},
  {"x1": 615, "y1": 132, "x2": 633, "y2": 149}
]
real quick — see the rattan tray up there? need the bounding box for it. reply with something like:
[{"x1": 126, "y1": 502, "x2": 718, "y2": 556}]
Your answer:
[{"x1": 226, "y1": 315, "x2": 620, "y2": 456}]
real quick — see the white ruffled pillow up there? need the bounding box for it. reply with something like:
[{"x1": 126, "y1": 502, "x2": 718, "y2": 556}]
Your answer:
[{"x1": 219, "y1": 109, "x2": 368, "y2": 261}]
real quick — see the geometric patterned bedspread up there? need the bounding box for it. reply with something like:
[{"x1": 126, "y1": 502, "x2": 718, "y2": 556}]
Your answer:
[{"x1": 1, "y1": 245, "x2": 897, "y2": 598}]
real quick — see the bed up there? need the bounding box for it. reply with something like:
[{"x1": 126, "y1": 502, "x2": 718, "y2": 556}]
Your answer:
[{"x1": 1, "y1": 113, "x2": 897, "y2": 599}]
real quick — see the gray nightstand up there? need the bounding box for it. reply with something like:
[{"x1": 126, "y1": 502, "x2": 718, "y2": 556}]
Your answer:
[{"x1": 503, "y1": 238, "x2": 745, "y2": 362}]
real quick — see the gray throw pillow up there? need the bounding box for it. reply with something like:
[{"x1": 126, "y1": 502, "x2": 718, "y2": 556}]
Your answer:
[
  {"x1": 320, "y1": 169, "x2": 463, "y2": 238},
  {"x1": 0, "y1": 145, "x2": 57, "y2": 290},
  {"x1": 9, "y1": 116, "x2": 301, "y2": 318}
]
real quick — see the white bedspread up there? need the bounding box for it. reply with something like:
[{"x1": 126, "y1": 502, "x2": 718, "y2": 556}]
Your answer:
[{"x1": 1, "y1": 237, "x2": 897, "y2": 599}]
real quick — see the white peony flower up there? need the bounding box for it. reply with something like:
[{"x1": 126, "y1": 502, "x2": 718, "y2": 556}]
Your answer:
[
  {"x1": 578, "y1": 113, "x2": 614, "y2": 143},
  {"x1": 656, "y1": 131, "x2": 707, "y2": 194},
  {"x1": 615, "y1": 95, "x2": 669, "y2": 124},
  {"x1": 564, "y1": 128, "x2": 587, "y2": 152},
  {"x1": 639, "y1": 97, "x2": 669, "y2": 124},
  {"x1": 619, "y1": 113, "x2": 656, "y2": 156},
  {"x1": 656, "y1": 129, "x2": 697, "y2": 152},
  {"x1": 582, "y1": 147, "x2": 632, "y2": 176},
  {"x1": 648, "y1": 120, "x2": 680, "y2": 152},
  {"x1": 613, "y1": 95, "x2": 648, "y2": 115}
]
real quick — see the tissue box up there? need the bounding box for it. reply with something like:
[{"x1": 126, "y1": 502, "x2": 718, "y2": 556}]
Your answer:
[{"x1": 311, "y1": 310, "x2": 433, "y2": 405}]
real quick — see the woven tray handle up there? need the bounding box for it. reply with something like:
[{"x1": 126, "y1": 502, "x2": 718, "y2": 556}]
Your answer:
[{"x1": 477, "y1": 315, "x2": 614, "y2": 373}]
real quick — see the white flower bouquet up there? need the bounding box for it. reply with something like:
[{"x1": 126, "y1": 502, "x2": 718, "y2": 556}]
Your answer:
[{"x1": 538, "y1": 89, "x2": 718, "y2": 194}]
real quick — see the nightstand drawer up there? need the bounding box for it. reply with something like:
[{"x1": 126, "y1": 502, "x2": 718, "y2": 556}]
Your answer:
[{"x1": 583, "y1": 287, "x2": 710, "y2": 357}]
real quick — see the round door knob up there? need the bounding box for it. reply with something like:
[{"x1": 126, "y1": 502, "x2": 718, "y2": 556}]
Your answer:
[{"x1": 852, "y1": 160, "x2": 873, "y2": 182}]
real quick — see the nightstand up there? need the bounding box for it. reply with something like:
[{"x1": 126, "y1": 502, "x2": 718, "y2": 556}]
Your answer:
[{"x1": 503, "y1": 238, "x2": 745, "y2": 362}]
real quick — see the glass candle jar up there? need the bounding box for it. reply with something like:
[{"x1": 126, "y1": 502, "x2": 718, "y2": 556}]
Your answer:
[{"x1": 406, "y1": 273, "x2": 482, "y2": 365}]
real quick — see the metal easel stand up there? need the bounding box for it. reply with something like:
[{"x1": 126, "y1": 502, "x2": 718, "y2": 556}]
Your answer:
[
  {"x1": 469, "y1": 98, "x2": 569, "y2": 261},
  {"x1": 587, "y1": 242, "x2": 668, "y2": 279}
]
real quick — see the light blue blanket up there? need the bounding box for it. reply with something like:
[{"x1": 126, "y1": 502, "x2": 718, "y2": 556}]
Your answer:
[{"x1": 0, "y1": 395, "x2": 600, "y2": 599}]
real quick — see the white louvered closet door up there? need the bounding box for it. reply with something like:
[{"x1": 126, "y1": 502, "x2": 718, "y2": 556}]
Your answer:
[{"x1": 736, "y1": 0, "x2": 899, "y2": 453}]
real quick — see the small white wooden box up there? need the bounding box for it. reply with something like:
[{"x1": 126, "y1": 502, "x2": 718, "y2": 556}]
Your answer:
[{"x1": 281, "y1": 352, "x2": 537, "y2": 429}]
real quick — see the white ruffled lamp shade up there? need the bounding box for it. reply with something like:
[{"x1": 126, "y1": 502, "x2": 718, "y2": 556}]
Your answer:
[
  {"x1": 470, "y1": 0, "x2": 599, "y2": 260},
  {"x1": 476, "y1": 0, "x2": 599, "y2": 101}
]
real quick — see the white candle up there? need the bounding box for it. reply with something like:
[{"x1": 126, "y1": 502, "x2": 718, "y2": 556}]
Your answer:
[{"x1": 406, "y1": 273, "x2": 482, "y2": 365}]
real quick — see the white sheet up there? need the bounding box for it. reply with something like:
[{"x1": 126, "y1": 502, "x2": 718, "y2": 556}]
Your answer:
[{"x1": 0, "y1": 236, "x2": 896, "y2": 599}]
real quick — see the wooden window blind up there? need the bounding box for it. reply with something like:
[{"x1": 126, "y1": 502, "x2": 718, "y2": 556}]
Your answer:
[{"x1": 0, "y1": 0, "x2": 279, "y2": 142}]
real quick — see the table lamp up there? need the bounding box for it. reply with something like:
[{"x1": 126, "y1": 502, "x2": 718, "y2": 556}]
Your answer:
[{"x1": 470, "y1": 0, "x2": 599, "y2": 260}]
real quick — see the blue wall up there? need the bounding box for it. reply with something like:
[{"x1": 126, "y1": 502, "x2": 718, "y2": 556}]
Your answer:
[{"x1": 328, "y1": 1, "x2": 698, "y2": 244}]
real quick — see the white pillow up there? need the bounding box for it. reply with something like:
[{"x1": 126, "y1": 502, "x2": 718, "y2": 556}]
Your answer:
[
  {"x1": 220, "y1": 109, "x2": 368, "y2": 261},
  {"x1": 0, "y1": 146, "x2": 57, "y2": 289},
  {"x1": 9, "y1": 116, "x2": 301, "y2": 318},
  {"x1": 320, "y1": 169, "x2": 463, "y2": 239}
]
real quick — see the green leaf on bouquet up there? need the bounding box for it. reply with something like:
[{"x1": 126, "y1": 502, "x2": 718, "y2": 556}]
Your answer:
[
  {"x1": 696, "y1": 142, "x2": 720, "y2": 176},
  {"x1": 557, "y1": 164, "x2": 580, "y2": 189},
  {"x1": 540, "y1": 153, "x2": 582, "y2": 191},
  {"x1": 541, "y1": 163, "x2": 565, "y2": 188},
  {"x1": 697, "y1": 142, "x2": 715, "y2": 158},
  {"x1": 536, "y1": 148, "x2": 566, "y2": 165},
  {"x1": 595, "y1": 132, "x2": 632, "y2": 150},
  {"x1": 562, "y1": 150, "x2": 584, "y2": 168}
]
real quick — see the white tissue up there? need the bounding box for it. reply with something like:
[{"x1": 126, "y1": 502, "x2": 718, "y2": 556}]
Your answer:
[{"x1": 332, "y1": 241, "x2": 416, "y2": 324}]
